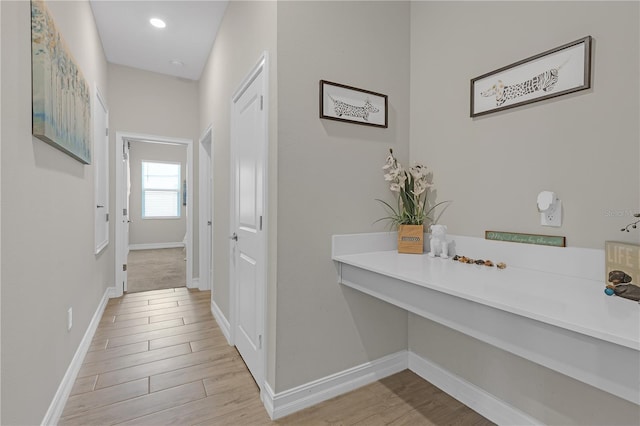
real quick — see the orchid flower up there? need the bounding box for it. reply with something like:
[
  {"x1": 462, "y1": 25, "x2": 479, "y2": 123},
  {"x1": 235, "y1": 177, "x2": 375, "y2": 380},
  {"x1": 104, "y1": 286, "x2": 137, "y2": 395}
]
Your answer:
[{"x1": 376, "y1": 148, "x2": 451, "y2": 228}]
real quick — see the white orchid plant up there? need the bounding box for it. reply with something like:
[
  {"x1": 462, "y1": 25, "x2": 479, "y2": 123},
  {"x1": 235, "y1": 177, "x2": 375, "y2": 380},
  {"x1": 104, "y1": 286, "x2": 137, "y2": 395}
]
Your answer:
[{"x1": 376, "y1": 148, "x2": 449, "y2": 227}]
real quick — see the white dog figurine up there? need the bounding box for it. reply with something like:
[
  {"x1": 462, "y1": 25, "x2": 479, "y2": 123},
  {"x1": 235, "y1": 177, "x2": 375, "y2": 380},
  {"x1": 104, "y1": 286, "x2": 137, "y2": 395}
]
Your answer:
[{"x1": 429, "y1": 224, "x2": 449, "y2": 259}]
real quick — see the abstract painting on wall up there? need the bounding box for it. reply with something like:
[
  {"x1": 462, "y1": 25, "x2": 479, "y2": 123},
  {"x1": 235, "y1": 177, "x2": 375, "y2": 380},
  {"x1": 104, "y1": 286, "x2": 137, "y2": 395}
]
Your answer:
[{"x1": 31, "y1": 0, "x2": 91, "y2": 164}]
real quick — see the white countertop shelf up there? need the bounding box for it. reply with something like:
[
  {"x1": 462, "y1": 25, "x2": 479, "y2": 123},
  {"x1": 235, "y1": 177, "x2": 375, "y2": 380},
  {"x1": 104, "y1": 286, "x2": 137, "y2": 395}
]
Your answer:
[
  {"x1": 332, "y1": 232, "x2": 640, "y2": 405},
  {"x1": 334, "y1": 249, "x2": 639, "y2": 350}
]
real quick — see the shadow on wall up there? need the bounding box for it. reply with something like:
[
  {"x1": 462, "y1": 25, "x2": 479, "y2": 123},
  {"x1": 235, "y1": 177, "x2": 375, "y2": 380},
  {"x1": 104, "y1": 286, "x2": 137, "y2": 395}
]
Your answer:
[
  {"x1": 33, "y1": 137, "x2": 85, "y2": 178},
  {"x1": 321, "y1": 105, "x2": 399, "y2": 145},
  {"x1": 340, "y1": 284, "x2": 408, "y2": 360}
]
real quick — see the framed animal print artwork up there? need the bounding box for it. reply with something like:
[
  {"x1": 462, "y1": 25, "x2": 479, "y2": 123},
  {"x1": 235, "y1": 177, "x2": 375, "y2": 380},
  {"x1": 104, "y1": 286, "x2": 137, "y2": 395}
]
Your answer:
[
  {"x1": 470, "y1": 36, "x2": 592, "y2": 118},
  {"x1": 319, "y1": 80, "x2": 388, "y2": 128}
]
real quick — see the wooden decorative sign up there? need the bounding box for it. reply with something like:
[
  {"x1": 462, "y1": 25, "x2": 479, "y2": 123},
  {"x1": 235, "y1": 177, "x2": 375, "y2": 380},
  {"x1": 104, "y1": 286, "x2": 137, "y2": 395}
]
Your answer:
[
  {"x1": 397, "y1": 224, "x2": 424, "y2": 254},
  {"x1": 485, "y1": 231, "x2": 566, "y2": 247},
  {"x1": 605, "y1": 241, "x2": 640, "y2": 286}
]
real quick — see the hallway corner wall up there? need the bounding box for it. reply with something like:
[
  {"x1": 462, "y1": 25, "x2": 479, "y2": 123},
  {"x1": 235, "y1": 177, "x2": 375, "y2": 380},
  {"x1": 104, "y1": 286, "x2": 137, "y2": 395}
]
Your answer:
[
  {"x1": 274, "y1": 0, "x2": 411, "y2": 393},
  {"x1": 198, "y1": 0, "x2": 278, "y2": 389}
]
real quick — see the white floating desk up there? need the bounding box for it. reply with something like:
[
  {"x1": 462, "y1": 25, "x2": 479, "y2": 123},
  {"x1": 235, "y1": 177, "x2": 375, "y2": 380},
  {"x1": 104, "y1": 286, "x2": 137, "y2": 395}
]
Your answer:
[{"x1": 332, "y1": 232, "x2": 640, "y2": 405}]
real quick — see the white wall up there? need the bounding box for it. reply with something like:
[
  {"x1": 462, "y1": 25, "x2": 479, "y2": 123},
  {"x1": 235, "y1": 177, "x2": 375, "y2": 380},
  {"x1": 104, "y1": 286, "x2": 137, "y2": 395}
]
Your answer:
[
  {"x1": 274, "y1": 0, "x2": 411, "y2": 392},
  {"x1": 0, "y1": 1, "x2": 110, "y2": 424},
  {"x1": 198, "y1": 0, "x2": 278, "y2": 386},
  {"x1": 409, "y1": 1, "x2": 640, "y2": 424},
  {"x1": 128, "y1": 141, "x2": 187, "y2": 246},
  {"x1": 410, "y1": 1, "x2": 639, "y2": 249},
  {"x1": 107, "y1": 63, "x2": 200, "y2": 274}
]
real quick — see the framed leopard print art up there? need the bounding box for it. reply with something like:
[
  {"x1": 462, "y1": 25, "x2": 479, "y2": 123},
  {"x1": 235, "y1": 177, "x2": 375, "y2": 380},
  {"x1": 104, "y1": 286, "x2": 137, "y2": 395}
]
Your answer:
[
  {"x1": 320, "y1": 80, "x2": 388, "y2": 128},
  {"x1": 470, "y1": 36, "x2": 592, "y2": 118}
]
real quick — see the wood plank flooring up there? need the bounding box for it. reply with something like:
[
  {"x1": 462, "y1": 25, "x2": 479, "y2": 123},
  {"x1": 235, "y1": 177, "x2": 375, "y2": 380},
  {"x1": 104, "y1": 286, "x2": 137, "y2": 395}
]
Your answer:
[{"x1": 61, "y1": 287, "x2": 494, "y2": 425}]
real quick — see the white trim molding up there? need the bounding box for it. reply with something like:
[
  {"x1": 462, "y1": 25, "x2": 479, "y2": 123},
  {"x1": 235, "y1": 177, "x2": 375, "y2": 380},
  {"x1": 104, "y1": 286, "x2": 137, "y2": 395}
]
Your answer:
[
  {"x1": 128, "y1": 242, "x2": 185, "y2": 251},
  {"x1": 408, "y1": 352, "x2": 540, "y2": 426},
  {"x1": 261, "y1": 349, "x2": 541, "y2": 424},
  {"x1": 41, "y1": 287, "x2": 112, "y2": 425},
  {"x1": 210, "y1": 298, "x2": 231, "y2": 345},
  {"x1": 263, "y1": 351, "x2": 408, "y2": 420},
  {"x1": 189, "y1": 278, "x2": 206, "y2": 292}
]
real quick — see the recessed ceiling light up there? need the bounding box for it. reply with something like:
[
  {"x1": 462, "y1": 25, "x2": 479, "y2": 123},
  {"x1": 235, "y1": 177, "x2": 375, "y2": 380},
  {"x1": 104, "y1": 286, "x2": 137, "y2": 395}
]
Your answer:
[
  {"x1": 169, "y1": 60, "x2": 184, "y2": 67},
  {"x1": 149, "y1": 18, "x2": 166, "y2": 29}
]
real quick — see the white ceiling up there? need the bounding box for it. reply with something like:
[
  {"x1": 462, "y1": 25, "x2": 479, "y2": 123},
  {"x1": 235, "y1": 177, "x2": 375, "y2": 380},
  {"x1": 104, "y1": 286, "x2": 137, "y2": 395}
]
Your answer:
[{"x1": 89, "y1": 0, "x2": 228, "y2": 81}]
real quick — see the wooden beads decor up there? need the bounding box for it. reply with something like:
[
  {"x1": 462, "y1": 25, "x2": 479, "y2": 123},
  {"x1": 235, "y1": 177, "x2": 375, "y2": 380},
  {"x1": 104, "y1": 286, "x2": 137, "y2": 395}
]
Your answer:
[{"x1": 452, "y1": 255, "x2": 506, "y2": 269}]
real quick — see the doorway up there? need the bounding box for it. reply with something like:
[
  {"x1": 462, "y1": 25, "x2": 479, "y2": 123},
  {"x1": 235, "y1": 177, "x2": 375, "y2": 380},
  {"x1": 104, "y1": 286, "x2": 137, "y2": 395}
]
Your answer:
[{"x1": 115, "y1": 132, "x2": 194, "y2": 297}]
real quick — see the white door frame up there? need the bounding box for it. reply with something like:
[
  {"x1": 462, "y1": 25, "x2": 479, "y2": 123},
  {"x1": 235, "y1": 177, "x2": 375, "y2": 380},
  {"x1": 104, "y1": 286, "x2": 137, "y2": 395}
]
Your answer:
[
  {"x1": 229, "y1": 52, "x2": 269, "y2": 391},
  {"x1": 198, "y1": 125, "x2": 213, "y2": 291},
  {"x1": 114, "y1": 131, "x2": 194, "y2": 298}
]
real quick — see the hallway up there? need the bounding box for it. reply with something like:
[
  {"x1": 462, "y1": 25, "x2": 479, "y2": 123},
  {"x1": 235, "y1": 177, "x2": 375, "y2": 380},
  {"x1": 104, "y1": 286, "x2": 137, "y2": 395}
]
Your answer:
[
  {"x1": 59, "y1": 288, "x2": 493, "y2": 425},
  {"x1": 59, "y1": 288, "x2": 269, "y2": 425}
]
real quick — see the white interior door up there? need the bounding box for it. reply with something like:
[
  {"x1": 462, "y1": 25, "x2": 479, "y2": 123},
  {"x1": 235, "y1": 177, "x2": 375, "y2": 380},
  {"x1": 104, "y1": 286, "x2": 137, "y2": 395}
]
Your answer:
[
  {"x1": 94, "y1": 89, "x2": 109, "y2": 254},
  {"x1": 231, "y1": 59, "x2": 267, "y2": 386},
  {"x1": 122, "y1": 140, "x2": 131, "y2": 292},
  {"x1": 199, "y1": 128, "x2": 213, "y2": 291}
]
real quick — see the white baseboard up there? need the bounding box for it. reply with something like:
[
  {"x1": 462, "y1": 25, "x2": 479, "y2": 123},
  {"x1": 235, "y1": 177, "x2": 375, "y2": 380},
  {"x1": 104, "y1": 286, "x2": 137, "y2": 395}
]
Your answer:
[
  {"x1": 210, "y1": 298, "x2": 231, "y2": 345},
  {"x1": 261, "y1": 350, "x2": 540, "y2": 423},
  {"x1": 41, "y1": 287, "x2": 112, "y2": 425},
  {"x1": 408, "y1": 352, "x2": 540, "y2": 426},
  {"x1": 188, "y1": 277, "x2": 199, "y2": 290},
  {"x1": 263, "y1": 350, "x2": 408, "y2": 420},
  {"x1": 197, "y1": 277, "x2": 210, "y2": 291},
  {"x1": 128, "y1": 242, "x2": 184, "y2": 251},
  {"x1": 107, "y1": 285, "x2": 118, "y2": 299}
]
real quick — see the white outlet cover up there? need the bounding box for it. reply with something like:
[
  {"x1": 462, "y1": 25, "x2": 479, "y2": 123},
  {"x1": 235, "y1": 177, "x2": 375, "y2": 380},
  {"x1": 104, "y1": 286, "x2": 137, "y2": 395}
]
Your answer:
[{"x1": 541, "y1": 200, "x2": 562, "y2": 227}]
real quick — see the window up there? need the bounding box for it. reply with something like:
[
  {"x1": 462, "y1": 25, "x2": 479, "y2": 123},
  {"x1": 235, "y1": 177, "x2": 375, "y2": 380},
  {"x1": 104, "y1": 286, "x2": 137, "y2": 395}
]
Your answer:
[{"x1": 142, "y1": 161, "x2": 181, "y2": 218}]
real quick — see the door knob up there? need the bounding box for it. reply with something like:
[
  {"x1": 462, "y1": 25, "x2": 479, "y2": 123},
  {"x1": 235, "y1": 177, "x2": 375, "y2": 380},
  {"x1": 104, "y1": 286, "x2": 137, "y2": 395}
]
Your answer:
[
  {"x1": 207, "y1": 221, "x2": 212, "y2": 226},
  {"x1": 230, "y1": 233, "x2": 238, "y2": 241}
]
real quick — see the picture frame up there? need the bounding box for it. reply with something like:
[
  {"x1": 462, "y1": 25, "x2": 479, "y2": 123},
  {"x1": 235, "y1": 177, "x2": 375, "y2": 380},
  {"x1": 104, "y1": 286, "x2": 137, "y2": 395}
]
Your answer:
[
  {"x1": 470, "y1": 36, "x2": 592, "y2": 118},
  {"x1": 319, "y1": 80, "x2": 388, "y2": 128},
  {"x1": 605, "y1": 241, "x2": 640, "y2": 287},
  {"x1": 31, "y1": 0, "x2": 92, "y2": 164}
]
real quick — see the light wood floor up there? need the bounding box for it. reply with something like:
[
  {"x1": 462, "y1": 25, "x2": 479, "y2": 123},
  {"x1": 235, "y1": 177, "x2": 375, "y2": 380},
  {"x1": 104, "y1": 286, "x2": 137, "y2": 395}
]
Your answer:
[{"x1": 61, "y1": 287, "x2": 494, "y2": 425}]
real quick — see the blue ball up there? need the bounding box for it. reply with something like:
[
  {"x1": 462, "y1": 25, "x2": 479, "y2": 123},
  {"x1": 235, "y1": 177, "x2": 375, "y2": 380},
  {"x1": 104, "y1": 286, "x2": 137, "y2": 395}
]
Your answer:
[{"x1": 604, "y1": 288, "x2": 615, "y2": 296}]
